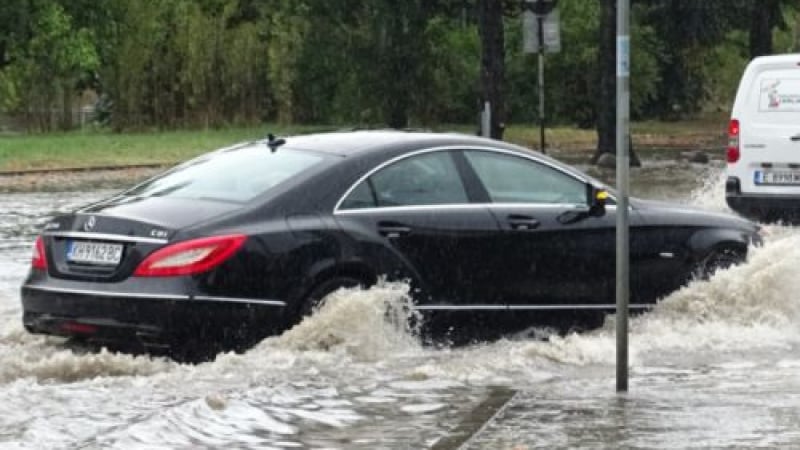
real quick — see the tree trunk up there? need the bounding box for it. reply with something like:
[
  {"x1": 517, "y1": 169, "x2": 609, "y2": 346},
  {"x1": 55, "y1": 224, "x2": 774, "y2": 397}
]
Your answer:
[
  {"x1": 593, "y1": 0, "x2": 616, "y2": 164},
  {"x1": 592, "y1": 0, "x2": 640, "y2": 167},
  {"x1": 386, "y1": 12, "x2": 410, "y2": 129},
  {"x1": 750, "y1": 0, "x2": 777, "y2": 58},
  {"x1": 478, "y1": 0, "x2": 505, "y2": 140},
  {"x1": 387, "y1": 93, "x2": 410, "y2": 129},
  {"x1": 0, "y1": 41, "x2": 7, "y2": 69},
  {"x1": 61, "y1": 81, "x2": 74, "y2": 131}
]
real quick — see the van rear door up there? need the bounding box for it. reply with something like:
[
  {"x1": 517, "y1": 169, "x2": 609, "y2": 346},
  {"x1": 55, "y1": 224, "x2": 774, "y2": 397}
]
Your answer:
[{"x1": 738, "y1": 65, "x2": 800, "y2": 194}]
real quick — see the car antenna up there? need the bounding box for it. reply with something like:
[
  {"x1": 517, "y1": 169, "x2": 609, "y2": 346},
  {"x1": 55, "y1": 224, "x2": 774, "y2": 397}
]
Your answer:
[{"x1": 266, "y1": 133, "x2": 286, "y2": 152}]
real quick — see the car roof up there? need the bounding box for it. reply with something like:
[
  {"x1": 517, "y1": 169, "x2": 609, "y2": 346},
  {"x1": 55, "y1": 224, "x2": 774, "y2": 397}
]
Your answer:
[
  {"x1": 267, "y1": 129, "x2": 600, "y2": 185},
  {"x1": 275, "y1": 130, "x2": 512, "y2": 156}
]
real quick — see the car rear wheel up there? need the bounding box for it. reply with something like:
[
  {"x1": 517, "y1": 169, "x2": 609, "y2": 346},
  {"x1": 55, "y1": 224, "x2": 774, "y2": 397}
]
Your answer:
[
  {"x1": 299, "y1": 276, "x2": 363, "y2": 318},
  {"x1": 698, "y1": 247, "x2": 744, "y2": 279}
]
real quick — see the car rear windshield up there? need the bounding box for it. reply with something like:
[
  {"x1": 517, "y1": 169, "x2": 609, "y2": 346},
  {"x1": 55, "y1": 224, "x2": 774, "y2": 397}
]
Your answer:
[{"x1": 123, "y1": 144, "x2": 328, "y2": 202}]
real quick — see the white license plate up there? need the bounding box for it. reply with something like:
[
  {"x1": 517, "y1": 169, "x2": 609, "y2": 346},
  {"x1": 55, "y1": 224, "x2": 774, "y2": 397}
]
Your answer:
[
  {"x1": 754, "y1": 170, "x2": 800, "y2": 185},
  {"x1": 66, "y1": 241, "x2": 123, "y2": 266}
]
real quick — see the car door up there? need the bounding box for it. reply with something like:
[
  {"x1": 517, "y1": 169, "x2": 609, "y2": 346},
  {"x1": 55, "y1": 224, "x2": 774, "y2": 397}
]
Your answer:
[
  {"x1": 460, "y1": 149, "x2": 620, "y2": 309},
  {"x1": 334, "y1": 149, "x2": 501, "y2": 306}
]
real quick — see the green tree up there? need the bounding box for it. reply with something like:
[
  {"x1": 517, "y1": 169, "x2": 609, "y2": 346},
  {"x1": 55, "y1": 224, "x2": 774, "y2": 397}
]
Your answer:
[
  {"x1": 266, "y1": 0, "x2": 309, "y2": 124},
  {"x1": 0, "y1": 1, "x2": 98, "y2": 130},
  {"x1": 290, "y1": 0, "x2": 441, "y2": 127},
  {"x1": 749, "y1": 0, "x2": 795, "y2": 57},
  {"x1": 95, "y1": 0, "x2": 271, "y2": 129}
]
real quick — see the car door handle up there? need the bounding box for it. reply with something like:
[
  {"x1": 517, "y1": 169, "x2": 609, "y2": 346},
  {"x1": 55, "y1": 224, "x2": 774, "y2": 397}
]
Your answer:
[
  {"x1": 507, "y1": 215, "x2": 540, "y2": 231},
  {"x1": 791, "y1": 134, "x2": 800, "y2": 142},
  {"x1": 377, "y1": 221, "x2": 411, "y2": 238}
]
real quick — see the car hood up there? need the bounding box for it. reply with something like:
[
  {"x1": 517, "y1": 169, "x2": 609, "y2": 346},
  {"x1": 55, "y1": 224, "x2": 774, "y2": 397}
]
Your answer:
[{"x1": 631, "y1": 198, "x2": 757, "y2": 230}]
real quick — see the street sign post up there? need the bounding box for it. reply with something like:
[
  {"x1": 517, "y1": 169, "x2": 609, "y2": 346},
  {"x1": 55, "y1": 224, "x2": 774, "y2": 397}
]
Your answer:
[
  {"x1": 523, "y1": 9, "x2": 561, "y2": 53},
  {"x1": 616, "y1": 0, "x2": 631, "y2": 393},
  {"x1": 523, "y1": 0, "x2": 559, "y2": 154}
]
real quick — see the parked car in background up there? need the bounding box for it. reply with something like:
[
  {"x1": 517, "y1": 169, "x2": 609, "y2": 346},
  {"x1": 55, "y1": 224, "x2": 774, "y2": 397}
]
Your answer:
[
  {"x1": 22, "y1": 131, "x2": 761, "y2": 357},
  {"x1": 726, "y1": 53, "x2": 800, "y2": 221}
]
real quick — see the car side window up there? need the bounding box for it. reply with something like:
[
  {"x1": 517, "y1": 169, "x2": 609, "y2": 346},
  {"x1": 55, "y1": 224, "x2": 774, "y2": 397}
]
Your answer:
[
  {"x1": 339, "y1": 180, "x2": 376, "y2": 209},
  {"x1": 339, "y1": 151, "x2": 468, "y2": 209},
  {"x1": 464, "y1": 150, "x2": 586, "y2": 204}
]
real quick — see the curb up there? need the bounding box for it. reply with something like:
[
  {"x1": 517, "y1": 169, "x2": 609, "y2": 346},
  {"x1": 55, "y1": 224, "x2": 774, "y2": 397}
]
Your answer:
[{"x1": 0, "y1": 163, "x2": 170, "y2": 177}]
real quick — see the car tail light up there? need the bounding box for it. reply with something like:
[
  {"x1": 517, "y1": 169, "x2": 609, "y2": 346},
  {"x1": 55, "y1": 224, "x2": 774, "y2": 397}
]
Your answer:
[
  {"x1": 32, "y1": 236, "x2": 47, "y2": 270},
  {"x1": 134, "y1": 234, "x2": 247, "y2": 277},
  {"x1": 727, "y1": 118, "x2": 740, "y2": 163}
]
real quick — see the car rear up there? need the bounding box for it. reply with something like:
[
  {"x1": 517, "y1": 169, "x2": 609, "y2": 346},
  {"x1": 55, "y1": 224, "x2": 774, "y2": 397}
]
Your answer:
[
  {"x1": 20, "y1": 142, "x2": 333, "y2": 355},
  {"x1": 21, "y1": 213, "x2": 280, "y2": 355},
  {"x1": 726, "y1": 54, "x2": 800, "y2": 221}
]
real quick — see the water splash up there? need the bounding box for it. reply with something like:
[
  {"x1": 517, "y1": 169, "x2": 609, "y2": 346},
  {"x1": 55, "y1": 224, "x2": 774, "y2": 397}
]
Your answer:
[
  {"x1": 471, "y1": 228, "x2": 800, "y2": 368},
  {"x1": 0, "y1": 342, "x2": 175, "y2": 383},
  {"x1": 8, "y1": 172, "x2": 800, "y2": 447},
  {"x1": 521, "y1": 234, "x2": 800, "y2": 369},
  {"x1": 1, "y1": 184, "x2": 799, "y2": 381},
  {"x1": 653, "y1": 234, "x2": 800, "y2": 326},
  {"x1": 259, "y1": 280, "x2": 422, "y2": 361},
  {"x1": 687, "y1": 167, "x2": 729, "y2": 212},
  {"x1": 631, "y1": 231, "x2": 800, "y2": 353}
]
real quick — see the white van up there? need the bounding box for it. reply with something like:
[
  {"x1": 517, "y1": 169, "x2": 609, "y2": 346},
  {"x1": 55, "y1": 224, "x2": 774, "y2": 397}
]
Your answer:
[{"x1": 726, "y1": 53, "x2": 800, "y2": 221}]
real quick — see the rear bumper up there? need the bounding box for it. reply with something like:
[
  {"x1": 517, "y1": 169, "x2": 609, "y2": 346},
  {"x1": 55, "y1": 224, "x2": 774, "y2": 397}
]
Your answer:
[
  {"x1": 21, "y1": 284, "x2": 287, "y2": 353},
  {"x1": 726, "y1": 176, "x2": 800, "y2": 220}
]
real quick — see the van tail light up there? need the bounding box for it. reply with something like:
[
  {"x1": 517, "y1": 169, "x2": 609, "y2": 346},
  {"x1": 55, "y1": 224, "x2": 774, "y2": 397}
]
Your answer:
[
  {"x1": 727, "y1": 118, "x2": 740, "y2": 163},
  {"x1": 134, "y1": 234, "x2": 247, "y2": 277},
  {"x1": 32, "y1": 236, "x2": 47, "y2": 270}
]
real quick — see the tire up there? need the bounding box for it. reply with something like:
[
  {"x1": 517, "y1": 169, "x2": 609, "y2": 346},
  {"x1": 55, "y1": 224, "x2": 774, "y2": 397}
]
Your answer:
[
  {"x1": 298, "y1": 276, "x2": 363, "y2": 318},
  {"x1": 698, "y1": 247, "x2": 744, "y2": 279}
]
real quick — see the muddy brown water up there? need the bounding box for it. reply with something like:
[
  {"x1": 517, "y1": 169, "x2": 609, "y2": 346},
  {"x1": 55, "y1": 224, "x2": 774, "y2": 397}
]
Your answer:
[{"x1": 3, "y1": 160, "x2": 800, "y2": 448}]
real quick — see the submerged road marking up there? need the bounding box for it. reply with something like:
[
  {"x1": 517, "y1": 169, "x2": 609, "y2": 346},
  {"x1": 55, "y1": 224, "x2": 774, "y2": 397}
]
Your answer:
[{"x1": 431, "y1": 386, "x2": 517, "y2": 450}]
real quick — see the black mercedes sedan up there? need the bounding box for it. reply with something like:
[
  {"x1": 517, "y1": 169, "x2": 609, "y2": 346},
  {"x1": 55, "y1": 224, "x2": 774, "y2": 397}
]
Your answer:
[{"x1": 21, "y1": 131, "x2": 760, "y2": 354}]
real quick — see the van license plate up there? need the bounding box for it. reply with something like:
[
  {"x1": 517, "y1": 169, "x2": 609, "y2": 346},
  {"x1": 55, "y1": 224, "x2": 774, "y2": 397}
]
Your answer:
[
  {"x1": 754, "y1": 170, "x2": 800, "y2": 185},
  {"x1": 66, "y1": 241, "x2": 123, "y2": 265}
]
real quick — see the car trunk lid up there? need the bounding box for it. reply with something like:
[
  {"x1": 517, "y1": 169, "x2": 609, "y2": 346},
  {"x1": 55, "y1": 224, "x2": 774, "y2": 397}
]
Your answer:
[{"x1": 42, "y1": 196, "x2": 241, "y2": 281}]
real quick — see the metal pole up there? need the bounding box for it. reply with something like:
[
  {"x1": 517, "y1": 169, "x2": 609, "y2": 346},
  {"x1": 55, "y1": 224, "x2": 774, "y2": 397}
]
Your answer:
[
  {"x1": 537, "y1": 15, "x2": 546, "y2": 154},
  {"x1": 482, "y1": 101, "x2": 491, "y2": 138},
  {"x1": 615, "y1": 0, "x2": 630, "y2": 392}
]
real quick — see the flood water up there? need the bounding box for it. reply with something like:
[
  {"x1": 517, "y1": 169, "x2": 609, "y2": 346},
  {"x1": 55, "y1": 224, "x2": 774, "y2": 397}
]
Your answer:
[{"x1": 3, "y1": 159, "x2": 800, "y2": 448}]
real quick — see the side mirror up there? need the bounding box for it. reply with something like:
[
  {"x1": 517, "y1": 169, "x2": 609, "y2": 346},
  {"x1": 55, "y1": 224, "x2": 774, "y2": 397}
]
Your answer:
[{"x1": 588, "y1": 186, "x2": 608, "y2": 217}]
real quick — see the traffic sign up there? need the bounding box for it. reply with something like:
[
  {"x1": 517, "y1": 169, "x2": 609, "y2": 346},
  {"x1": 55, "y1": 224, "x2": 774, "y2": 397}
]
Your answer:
[
  {"x1": 523, "y1": 8, "x2": 561, "y2": 53},
  {"x1": 524, "y1": 0, "x2": 558, "y2": 15}
]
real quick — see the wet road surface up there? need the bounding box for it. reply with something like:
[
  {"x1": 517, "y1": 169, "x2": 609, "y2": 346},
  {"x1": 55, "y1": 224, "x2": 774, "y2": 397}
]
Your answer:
[{"x1": 3, "y1": 160, "x2": 800, "y2": 448}]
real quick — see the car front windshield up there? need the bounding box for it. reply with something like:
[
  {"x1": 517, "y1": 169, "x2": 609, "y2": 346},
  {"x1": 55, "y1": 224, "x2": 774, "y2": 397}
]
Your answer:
[{"x1": 123, "y1": 144, "x2": 328, "y2": 202}]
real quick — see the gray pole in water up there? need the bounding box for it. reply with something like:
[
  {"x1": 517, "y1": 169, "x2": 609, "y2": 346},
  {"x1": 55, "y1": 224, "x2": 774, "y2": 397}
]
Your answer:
[{"x1": 616, "y1": 0, "x2": 630, "y2": 392}]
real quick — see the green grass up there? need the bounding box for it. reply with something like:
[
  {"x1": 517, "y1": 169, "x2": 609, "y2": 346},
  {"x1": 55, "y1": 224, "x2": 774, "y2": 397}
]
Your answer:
[
  {"x1": 0, "y1": 125, "x2": 326, "y2": 171},
  {"x1": 504, "y1": 126, "x2": 595, "y2": 149},
  {"x1": 0, "y1": 119, "x2": 727, "y2": 172},
  {"x1": 631, "y1": 114, "x2": 729, "y2": 136}
]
